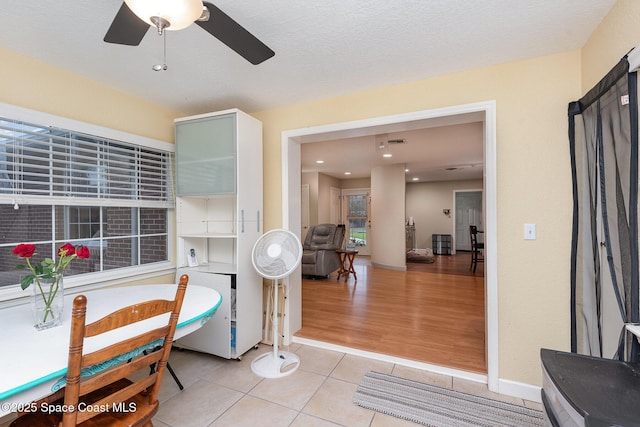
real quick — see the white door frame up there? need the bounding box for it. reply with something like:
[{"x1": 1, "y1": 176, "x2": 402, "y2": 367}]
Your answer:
[
  {"x1": 342, "y1": 187, "x2": 371, "y2": 256},
  {"x1": 281, "y1": 101, "x2": 498, "y2": 392},
  {"x1": 301, "y1": 184, "x2": 310, "y2": 243}
]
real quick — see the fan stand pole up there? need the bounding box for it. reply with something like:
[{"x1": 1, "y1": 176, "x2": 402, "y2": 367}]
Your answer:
[
  {"x1": 250, "y1": 278, "x2": 300, "y2": 378},
  {"x1": 271, "y1": 278, "x2": 280, "y2": 358}
]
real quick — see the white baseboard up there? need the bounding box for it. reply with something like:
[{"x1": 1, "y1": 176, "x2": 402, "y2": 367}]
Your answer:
[
  {"x1": 292, "y1": 337, "x2": 486, "y2": 383},
  {"x1": 370, "y1": 262, "x2": 407, "y2": 272},
  {"x1": 292, "y1": 337, "x2": 542, "y2": 404},
  {"x1": 498, "y1": 378, "x2": 542, "y2": 403}
]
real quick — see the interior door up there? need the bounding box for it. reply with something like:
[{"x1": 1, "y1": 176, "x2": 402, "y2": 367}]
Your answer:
[
  {"x1": 455, "y1": 190, "x2": 483, "y2": 251},
  {"x1": 342, "y1": 189, "x2": 371, "y2": 256},
  {"x1": 330, "y1": 186, "x2": 341, "y2": 224}
]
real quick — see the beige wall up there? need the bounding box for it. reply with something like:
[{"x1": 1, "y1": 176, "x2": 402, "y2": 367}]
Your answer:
[
  {"x1": 0, "y1": 47, "x2": 181, "y2": 142},
  {"x1": 406, "y1": 179, "x2": 483, "y2": 250},
  {"x1": 254, "y1": 50, "x2": 580, "y2": 386},
  {"x1": 317, "y1": 173, "x2": 341, "y2": 224},
  {"x1": 1, "y1": 0, "x2": 637, "y2": 388},
  {"x1": 370, "y1": 164, "x2": 406, "y2": 269},
  {"x1": 302, "y1": 172, "x2": 342, "y2": 226},
  {"x1": 301, "y1": 172, "x2": 319, "y2": 226},
  {"x1": 582, "y1": 0, "x2": 640, "y2": 92},
  {"x1": 257, "y1": 0, "x2": 640, "y2": 385},
  {"x1": 341, "y1": 178, "x2": 371, "y2": 189}
]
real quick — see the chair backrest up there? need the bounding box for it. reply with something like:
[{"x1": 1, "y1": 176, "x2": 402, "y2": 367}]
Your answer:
[
  {"x1": 304, "y1": 224, "x2": 345, "y2": 250},
  {"x1": 60, "y1": 275, "x2": 188, "y2": 426},
  {"x1": 335, "y1": 224, "x2": 346, "y2": 248},
  {"x1": 469, "y1": 225, "x2": 479, "y2": 248}
]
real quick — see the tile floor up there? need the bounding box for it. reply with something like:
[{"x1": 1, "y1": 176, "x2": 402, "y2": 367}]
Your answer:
[{"x1": 1, "y1": 342, "x2": 542, "y2": 427}]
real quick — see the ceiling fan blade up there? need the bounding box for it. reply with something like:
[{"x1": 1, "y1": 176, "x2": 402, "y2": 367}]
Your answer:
[
  {"x1": 104, "y1": 2, "x2": 150, "y2": 46},
  {"x1": 196, "y1": 2, "x2": 275, "y2": 65}
]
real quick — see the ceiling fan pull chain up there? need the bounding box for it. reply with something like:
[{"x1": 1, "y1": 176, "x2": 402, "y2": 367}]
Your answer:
[{"x1": 152, "y1": 31, "x2": 168, "y2": 72}]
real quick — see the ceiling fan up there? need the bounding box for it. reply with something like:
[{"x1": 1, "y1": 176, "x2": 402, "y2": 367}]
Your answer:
[{"x1": 104, "y1": 0, "x2": 275, "y2": 65}]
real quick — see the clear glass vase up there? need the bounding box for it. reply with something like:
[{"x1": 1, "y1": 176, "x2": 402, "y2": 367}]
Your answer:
[{"x1": 31, "y1": 273, "x2": 64, "y2": 330}]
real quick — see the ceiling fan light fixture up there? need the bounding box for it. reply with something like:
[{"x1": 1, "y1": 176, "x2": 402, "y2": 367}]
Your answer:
[
  {"x1": 198, "y1": 4, "x2": 211, "y2": 21},
  {"x1": 125, "y1": 0, "x2": 204, "y2": 32}
]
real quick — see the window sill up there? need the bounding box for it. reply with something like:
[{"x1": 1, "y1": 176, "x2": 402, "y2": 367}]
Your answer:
[{"x1": 0, "y1": 262, "x2": 177, "y2": 309}]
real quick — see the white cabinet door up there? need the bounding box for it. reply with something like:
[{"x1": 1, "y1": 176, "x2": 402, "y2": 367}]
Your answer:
[
  {"x1": 175, "y1": 113, "x2": 236, "y2": 196},
  {"x1": 236, "y1": 110, "x2": 263, "y2": 235},
  {"x1": 175, "y1": 269, "x2": 232, "y2": 358}
]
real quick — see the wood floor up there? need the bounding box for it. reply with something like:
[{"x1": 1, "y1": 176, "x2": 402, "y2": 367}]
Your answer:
[{"x1": 295, "y1": 252, "x2": 486, "y2": 373}]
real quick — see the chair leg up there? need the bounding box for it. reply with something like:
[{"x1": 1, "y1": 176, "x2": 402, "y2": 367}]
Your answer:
[
  {"x1": 146, "y1": 348, "x2": 185, "y2": 391},
  {"x1": 470, "y1": 249, "x2": 476, "y2": 271},
  {"x1": 166, "y1": 362, "x2": 184, "y2": 390}
]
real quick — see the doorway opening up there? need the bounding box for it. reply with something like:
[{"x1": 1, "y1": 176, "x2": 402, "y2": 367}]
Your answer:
[{"x1": 282, "y1": 101, "x2": 498, "y2": 390}]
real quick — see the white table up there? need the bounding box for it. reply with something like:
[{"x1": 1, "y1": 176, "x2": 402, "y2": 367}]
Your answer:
[{"x1": 0, "y1": 284, "x2": 221, "y2": 416}]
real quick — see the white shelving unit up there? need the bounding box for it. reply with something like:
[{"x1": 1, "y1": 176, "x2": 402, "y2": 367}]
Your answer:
[{"x1": 173, "y1": 109, "x2": 263, "y2": 359}]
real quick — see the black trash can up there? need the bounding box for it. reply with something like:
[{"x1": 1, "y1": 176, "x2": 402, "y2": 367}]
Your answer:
[{"x1": 540, "y1": 348, "x2": 640, "y2": 427}]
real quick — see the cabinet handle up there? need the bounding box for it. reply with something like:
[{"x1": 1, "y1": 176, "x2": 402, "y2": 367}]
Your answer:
[
  {"x1": 257, "y1": 210, "x2": 260, "y2": 232},
  {"x1": 241, "y1": 209, "x2": 245, "y2": 233}
]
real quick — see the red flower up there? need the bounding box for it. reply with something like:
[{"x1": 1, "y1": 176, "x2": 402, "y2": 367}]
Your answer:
[
  {"x1": 58, "y1": 243, "x2": 75, "y2": 257},
  {"x1": 12, "y1": 243, "x2": 36, "y2": 259},
  {"x1": 75, "y1": 246, "x2": 90, "y2": 259},
  {"x1": 14, "y1": 242, "x2": 91, "y2": 297},
  {"x1": 14, "y1": 242, "x2": 90, "y2": 283}
]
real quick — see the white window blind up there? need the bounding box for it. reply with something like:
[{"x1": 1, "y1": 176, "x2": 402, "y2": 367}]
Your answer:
[{"x1": 0, "y1": 117, "x2": 174, "y2": 207}]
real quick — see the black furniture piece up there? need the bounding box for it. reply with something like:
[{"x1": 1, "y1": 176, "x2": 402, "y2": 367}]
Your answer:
[
  {"x1": 432, "y1": 233, "x2": 452, "y2": 255},
  {"x1": 469, "y1": 226, "x2": 484, "y2": 272},
  {"x1": 540, "y1": 348, "x2": 640, "y2": 426}
]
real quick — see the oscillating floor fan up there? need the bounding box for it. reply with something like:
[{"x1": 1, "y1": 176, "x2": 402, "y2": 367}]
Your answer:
[{"x1": 251, "y1": 229, "x2": 303, "y2": 378}]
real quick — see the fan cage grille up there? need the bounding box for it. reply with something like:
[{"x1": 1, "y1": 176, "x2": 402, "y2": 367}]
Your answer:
[{"x1": 252, "y1": 229, "x2": 302, "y2": 279}]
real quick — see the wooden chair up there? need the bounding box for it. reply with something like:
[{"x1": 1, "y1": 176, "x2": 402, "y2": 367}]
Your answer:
[
  {"x1": 469, "y1": 225, "x2": 484, "y2": 273},
  {"x1": 10, "y1": 274, "x2": 189, "y2": 427}
]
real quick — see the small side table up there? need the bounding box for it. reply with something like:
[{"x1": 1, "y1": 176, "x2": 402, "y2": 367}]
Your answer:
[{"x1": 336, "y1": 249, "x2": 358, "y2": 280}]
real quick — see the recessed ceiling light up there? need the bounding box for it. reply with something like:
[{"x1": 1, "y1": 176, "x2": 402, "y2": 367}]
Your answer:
[
  {"x1": 383, "y1": 153, "x2": 392, "y2": 158},
  {"x1": 405, "y1": 168, "x2": 409, "y2": 172},
  {"x1": 316, "y1": 160, "x2": 324, "y2": 164},
  {"x1": 344, "y1": 172, "x2": 351, "y2": 175},
  {"x1": 412, "y1": 177, "x2": 419, "y2": 181}
]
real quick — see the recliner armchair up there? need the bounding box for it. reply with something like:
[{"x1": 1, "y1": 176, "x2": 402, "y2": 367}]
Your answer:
[{"x1": 302, "y1": 224, "x2": 346, "y2": 277}]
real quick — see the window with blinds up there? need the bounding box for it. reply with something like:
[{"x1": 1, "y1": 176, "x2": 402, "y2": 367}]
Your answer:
[
  {"x1": 0, "y1": 114, "x2": 174, "y2": 288},
  {"x1": 0, "y1": 118, "x2": 174, "y2": 206}
]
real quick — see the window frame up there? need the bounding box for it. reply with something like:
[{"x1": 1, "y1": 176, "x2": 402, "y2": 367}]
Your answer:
[{"x1": 0, "y1": 103, "x2": 176, "y2": 305}]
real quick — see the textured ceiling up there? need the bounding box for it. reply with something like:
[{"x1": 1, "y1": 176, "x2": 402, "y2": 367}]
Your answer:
[
  {"x1": 0, "y1": 1, "x2": 617, "y2": 182},
  {"x1": 0, "y1": 0, "x2": 616, "y2": 115}
]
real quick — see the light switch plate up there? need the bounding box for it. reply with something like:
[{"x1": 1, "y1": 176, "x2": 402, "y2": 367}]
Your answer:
[{"x1": 524, "y1": 223, "x2": 536, "y2": 240}]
